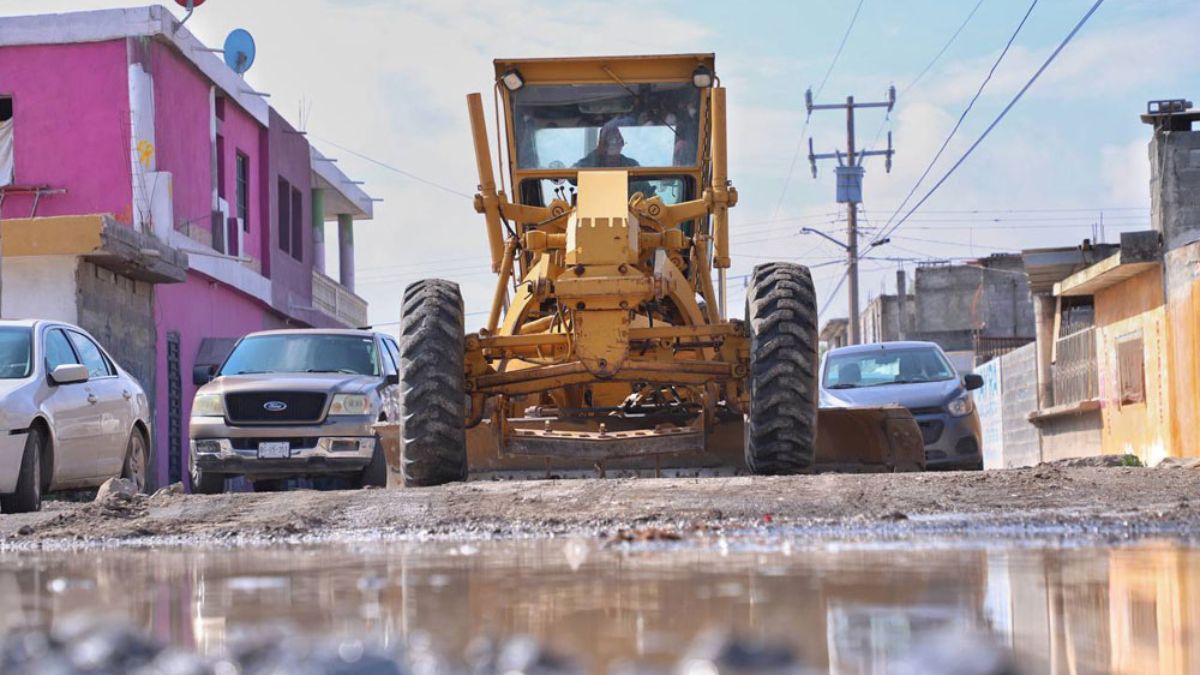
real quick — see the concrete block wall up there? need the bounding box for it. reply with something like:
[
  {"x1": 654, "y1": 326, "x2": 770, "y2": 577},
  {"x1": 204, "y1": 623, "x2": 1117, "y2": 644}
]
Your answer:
[
  {"x1": 998, "y1": 342, "x2": 1041, "y2": 467},
  {"x1": 975, "y1": 342, "x2": 1042, "y2": 469},
  {"x1": 1150, "y1": 128, "x2": 1200, "y2": 251},
  {"x1": 76, "y1": 261, "x2": 157, "y2": 465}
]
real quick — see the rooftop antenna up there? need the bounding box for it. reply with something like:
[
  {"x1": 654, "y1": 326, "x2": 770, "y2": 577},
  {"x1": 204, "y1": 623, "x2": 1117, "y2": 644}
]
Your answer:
[
  {"x1": 223, "y1": 28, "x2": 257, "y2": 75},
  {"x1": 174, "y1": 0, "x2": 206, "y2": 26}
]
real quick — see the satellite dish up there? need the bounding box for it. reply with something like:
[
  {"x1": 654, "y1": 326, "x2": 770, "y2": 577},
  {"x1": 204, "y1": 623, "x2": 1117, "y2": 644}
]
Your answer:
[
  {"x1": 223, "y1": 29, "x2": 256, "y2": 75},
  {"x1": 174, "y1": 0, "x2": 205, "y2": 25}
]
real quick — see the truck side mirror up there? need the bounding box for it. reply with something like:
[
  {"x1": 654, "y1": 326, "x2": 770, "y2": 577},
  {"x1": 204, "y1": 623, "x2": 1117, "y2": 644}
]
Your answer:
[
  {"x1": 192, "y1": 364, "x2": 216, "y2": 386},
  {"x1": 963, "y1": 374, "x2": 984, "y2": 391},
  {"x1": 50, "y1": 363, "x2": 90, "y2": 385}
]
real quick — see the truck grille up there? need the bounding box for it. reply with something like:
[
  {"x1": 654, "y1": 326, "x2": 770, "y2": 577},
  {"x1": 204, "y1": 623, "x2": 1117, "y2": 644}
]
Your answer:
[{"x1": 224, "y1": 392, "x2": 327, "y2": 424}]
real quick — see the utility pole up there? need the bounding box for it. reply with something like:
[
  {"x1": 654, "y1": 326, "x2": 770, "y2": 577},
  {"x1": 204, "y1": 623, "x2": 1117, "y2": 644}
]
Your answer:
[{"x1": 807, "y1": 87, "x2": 895, "y2": 345}]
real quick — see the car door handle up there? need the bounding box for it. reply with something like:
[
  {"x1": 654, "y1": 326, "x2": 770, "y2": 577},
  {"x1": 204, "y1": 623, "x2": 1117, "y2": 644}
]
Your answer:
[{"x1": 87, "y1": 393, "x2": 98, "y2": 405}]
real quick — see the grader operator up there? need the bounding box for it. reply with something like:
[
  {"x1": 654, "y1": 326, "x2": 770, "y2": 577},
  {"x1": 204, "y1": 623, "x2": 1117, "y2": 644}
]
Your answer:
[{"x1": 393, "y1": 54, "x2": 922, "y2": 486}]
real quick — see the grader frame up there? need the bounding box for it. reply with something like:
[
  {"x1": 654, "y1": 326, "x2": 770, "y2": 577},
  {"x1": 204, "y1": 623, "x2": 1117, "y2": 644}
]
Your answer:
[{"x1": 389, "y1": 54, "x2": 922, "y2": 486}]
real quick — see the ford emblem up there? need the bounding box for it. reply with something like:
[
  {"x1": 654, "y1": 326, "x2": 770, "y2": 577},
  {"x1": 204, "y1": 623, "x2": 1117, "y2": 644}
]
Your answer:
[{"x1": 263, "y1": 400, "x2": 288, "y2": 412}]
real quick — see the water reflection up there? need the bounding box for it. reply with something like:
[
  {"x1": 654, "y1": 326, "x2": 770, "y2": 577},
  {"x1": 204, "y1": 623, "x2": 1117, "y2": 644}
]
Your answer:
[{"x1": 1, "y1": 539, "x2": 1198, "y2": 673}]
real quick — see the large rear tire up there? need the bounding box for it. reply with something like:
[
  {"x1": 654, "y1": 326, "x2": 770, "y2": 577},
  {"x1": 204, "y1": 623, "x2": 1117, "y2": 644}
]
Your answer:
[
  {"x1": 744, "y1": 263, "x2": 819, "y2": 474},
  {"x1": 1, "y1": 429, "x2": 43, "y2": 514},
  {"x1": 399, "y1": 279, "x2": 468, "y2": 487}
]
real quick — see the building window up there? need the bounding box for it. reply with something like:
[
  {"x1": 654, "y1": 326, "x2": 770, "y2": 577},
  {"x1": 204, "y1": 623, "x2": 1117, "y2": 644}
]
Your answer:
[
  {"x1": 1, "y1": 96, "x2": 13, "y2": 187},
  {"x1": 290, "y1": 187, "x2": 303, "y2": 261},
  {"x1": 1116, "y1": 332, "x2": 1145, "y2": 406},
  {"x1": 216, "y1": 135, "x2": 226, "y2": 200},
  {"x1": 278, "y1": 177, "x2": 291, "y2": 253},
  {"x1": 236, "y1": 152, "x2": 249, "y2": 231}
]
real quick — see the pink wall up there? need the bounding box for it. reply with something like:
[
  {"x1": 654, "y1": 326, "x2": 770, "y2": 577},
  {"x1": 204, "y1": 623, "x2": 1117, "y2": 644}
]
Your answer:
[
  {"x1": 149, "y1": 41, "x2": 265, "y2": 264},
  {"x1": 153, "y1": 272, "x2": 269, "y2": 487},
  {"x1": 0, "y1": 40, "x2": 132, "y2": 220},
  {"x1": 218, "y1": 99, "x2": 264, "y2": 262}
]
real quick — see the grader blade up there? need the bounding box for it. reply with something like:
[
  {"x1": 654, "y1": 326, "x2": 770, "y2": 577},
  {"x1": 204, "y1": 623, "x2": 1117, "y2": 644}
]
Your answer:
[{"x1": 815, "y1": 406, "x2": 925, "y2": 473}]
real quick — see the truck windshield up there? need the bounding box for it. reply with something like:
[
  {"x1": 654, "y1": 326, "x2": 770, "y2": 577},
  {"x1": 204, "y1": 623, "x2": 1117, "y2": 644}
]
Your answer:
[
  {"x1": 511, "y1": 82, "x2": 702, "y2": 170},
  {"x1": 0, "y1": 327, "x2": 31, "y2": 379},
  {"x1": 220, "y1": 334, "x2": 379, "y2": 376},
  {"x1": 824, "y1": 347, "x2": 956, "y2": 389}
]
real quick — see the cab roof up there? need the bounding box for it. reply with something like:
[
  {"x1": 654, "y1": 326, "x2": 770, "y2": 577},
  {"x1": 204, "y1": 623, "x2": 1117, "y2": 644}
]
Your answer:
[{"x1": 494, "y1": 53, "x2": 715, "y2": 85}]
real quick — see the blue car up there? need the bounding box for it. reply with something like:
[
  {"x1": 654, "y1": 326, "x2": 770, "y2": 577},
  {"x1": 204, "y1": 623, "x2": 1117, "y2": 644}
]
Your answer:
[{"x1": 820, "y1": 341, "x2": 984, "y2": 470}]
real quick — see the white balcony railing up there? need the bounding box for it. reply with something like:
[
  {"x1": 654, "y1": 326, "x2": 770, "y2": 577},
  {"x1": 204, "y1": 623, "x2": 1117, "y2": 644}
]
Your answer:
[{"x1": 313, "y1": 271, "x2": 369, "y2": 328}]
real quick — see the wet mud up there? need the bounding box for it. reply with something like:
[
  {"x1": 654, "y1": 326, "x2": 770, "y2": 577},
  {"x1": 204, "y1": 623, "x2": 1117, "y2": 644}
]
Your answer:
[{"x1": 0, "y1": 465, "x2": 1198, "y2": 549}]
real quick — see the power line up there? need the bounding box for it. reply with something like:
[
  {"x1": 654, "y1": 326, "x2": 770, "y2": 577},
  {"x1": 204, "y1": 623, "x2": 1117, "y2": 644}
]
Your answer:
[
  {"x1": 868, "y1": 0, "x2": 1107, "y2": 256},
  {"x1": 879, "y1": 0, "x2": 1039, "y2": 233},
  {"x1": 308, "y1": 134, "x2": 473, "y2": 200},
  {"x1": 762, "y1": 0, "x2": 866, "y2": 239},
  {"x1": 863, "y1": 0, "x2": 987, "y2": 154}
]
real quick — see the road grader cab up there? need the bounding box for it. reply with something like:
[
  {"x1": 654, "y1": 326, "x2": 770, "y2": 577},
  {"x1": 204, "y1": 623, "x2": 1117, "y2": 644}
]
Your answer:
[{"x1": 392, "y1": 54, "x2": 922, "y2": 486}]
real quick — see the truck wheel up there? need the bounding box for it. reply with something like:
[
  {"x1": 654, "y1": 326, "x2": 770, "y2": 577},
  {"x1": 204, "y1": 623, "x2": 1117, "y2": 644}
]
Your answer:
[
  {"x1": 744, "y1": 263, "x2": 819, "y2": 474},
  {"x1": 399, "y1": 279, "x2": 468, "y2": 487},
  {"x1": 1, "y1": 429, "x2": 44, "y2": 513},
  {"x1": 353, "y1": 436, "x2": 388, "y2": 489},
  {"x1": 190, "y1": 462, "x2": 225, "y2": 495}
]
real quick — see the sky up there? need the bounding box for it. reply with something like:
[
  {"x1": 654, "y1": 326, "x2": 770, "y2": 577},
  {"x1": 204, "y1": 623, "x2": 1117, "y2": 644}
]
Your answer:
[{"x1": 2, "y1": 0, "x2": 1196, "y2": 335}]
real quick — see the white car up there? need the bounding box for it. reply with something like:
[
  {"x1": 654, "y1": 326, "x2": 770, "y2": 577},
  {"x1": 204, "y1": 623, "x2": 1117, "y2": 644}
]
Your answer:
[{"x1": 0, "y1": 319, "x2": 152, "y2": 513}]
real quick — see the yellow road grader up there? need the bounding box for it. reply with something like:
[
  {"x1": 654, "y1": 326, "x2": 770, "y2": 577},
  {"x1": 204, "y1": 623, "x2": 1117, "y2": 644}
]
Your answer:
[{"x1": 392, "y1": 54, "x2": 922, "y2": 486}]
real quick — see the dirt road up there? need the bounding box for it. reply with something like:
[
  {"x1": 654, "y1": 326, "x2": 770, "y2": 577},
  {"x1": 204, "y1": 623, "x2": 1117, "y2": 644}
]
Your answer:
[{"x1": 2, "y1": 465, "x2": 1198, "y2": 549}]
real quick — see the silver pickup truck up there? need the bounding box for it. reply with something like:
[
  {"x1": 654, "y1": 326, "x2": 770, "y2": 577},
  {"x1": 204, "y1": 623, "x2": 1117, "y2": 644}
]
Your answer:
[{"x1": 188, "y1": 329, "x2": 400, "y2": 493}]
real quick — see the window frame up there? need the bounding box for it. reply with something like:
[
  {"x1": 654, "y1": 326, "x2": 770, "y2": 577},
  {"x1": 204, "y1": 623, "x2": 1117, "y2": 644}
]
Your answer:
[
  {"x1": 278, "y1": 177, "x2": 291, "y2": 253},
  {"x1": 0, "y1": 95, "x2": 13, "y2": 187},
  {"x1": 43, "y1": 327, "x2": 80, "y2": 373},
  {"x1": 290, "y1": 186, "x2": 303, "y2": 261},
  {"x1": 65, "y1": 330, "x2": 116, "y2": 379},
  {"x1": 236, "y1": 151, "x2": 250, "y2": 231},
  {"x1": 1116, "y1": 332, "x2": 1146, "y2": 407}
]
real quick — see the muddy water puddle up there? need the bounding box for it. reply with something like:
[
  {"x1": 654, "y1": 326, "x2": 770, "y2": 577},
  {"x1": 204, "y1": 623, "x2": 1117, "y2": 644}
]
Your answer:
[{"x1": 2, "y1": 538, "x2": 1199, "y2": 672}]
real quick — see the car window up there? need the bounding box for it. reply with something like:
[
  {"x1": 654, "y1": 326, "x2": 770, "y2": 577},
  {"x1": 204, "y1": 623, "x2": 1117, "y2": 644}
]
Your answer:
[
  {"x1": 379, "y1": 338, "x2": 398, "y2": 376},
  {"x1": 824, "y1": 347, "x2": 956, "y2": 389},
  {"x1": 220, "y1": 334, "x2": 380, "y2": 376},
  {"x1": 66, "y1": 331, "x2": 114, "y2": 378},
  {"x1": 45, "y1": 329, "x2": 80, "y2": 371},
  {"x1": 384, "y1": 338, "x2": 400, "y2": 368},
  {"x1": 0, "y1": 327, "x2": 32, "y2": 379}
]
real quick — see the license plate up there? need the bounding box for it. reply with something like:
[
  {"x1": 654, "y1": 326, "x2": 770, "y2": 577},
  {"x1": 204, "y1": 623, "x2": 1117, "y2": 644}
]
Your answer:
[{"x1": 257, "y1": 441, "x2": 290, "y2": 459}]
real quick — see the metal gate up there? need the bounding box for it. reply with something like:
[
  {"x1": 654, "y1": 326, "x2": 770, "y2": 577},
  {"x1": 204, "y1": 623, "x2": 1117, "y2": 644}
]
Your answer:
[{"x1": 167, "y1": 331, "x2": 182, "y2": 485}]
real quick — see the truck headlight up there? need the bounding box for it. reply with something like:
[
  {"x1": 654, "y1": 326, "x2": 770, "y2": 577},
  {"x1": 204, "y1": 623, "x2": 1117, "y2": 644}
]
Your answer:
[
  {"x1": 192, "y1": 393, "x2": 225, "y2": 418},
  {"x1": 329, "y1": 394, "x2": 370, "y2": 416},
  {"x1": 947, "y1": 392, "x2": 974, "y2": 417}
]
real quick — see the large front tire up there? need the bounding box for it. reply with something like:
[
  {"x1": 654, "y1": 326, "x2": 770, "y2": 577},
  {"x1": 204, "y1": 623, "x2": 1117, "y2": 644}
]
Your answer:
[
  {"x1": 399, "y1": 279, "x2": 468, "y2": 487},
  {"x1": 1, "y1": 429, "x2": 44, "y2": 514},
  {"x1": 744, "y1": 263, "x2": 819, "y2": 474}
]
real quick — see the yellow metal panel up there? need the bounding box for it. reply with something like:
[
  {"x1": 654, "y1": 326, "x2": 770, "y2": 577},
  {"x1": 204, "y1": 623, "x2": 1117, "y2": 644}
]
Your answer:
[
  {"x1": 567, "y1": 170, "x2": 636, "y2": 266},
  {"x1": 0, "y1": 215, "x2": 105, "y2": 256},
  {"x1": 493, "y1": 54, "x2": 714, "y2": 85}
]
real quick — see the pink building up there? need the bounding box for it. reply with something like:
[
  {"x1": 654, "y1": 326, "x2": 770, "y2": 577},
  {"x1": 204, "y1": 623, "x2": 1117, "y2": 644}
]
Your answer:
[{"x1": 0, "y1": 6, "x2": 374, "y2": 488}]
